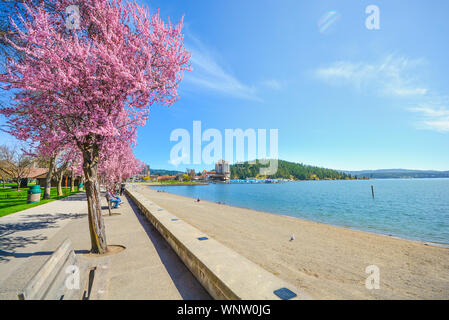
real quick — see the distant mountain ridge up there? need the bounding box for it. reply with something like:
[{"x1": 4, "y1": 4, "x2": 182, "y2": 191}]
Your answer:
[
  {"x1": 343, "y1": 169, "x2": 449, "y2": 179},
  {"x1": 149, "y1": 166, "x2": 449, "y2": 179}
]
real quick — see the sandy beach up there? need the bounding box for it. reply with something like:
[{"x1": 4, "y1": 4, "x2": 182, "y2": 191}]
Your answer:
[{"x1": 135, "y1": 185, "x2": 449, "y2": 299}]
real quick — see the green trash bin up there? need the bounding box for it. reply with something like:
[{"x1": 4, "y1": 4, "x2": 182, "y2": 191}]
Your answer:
[
  {"x1": 78, "y1": 183, "x2": 83, "y2": 191},
  {"x1": 27, "y1": 185, "x2": 41, "y2": 203}
]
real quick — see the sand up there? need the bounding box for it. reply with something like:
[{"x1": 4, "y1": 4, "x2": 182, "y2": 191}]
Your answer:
[{"x1": 135, "y1": 185, "x2": 449, "y2": 300}]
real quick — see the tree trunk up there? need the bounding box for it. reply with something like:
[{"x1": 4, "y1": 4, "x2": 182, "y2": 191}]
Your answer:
[
  {"x1": 70, "y1": 171, "x2": 75, "y2": 193},
  {"x1": 81, "y1": 139, "x2": 107, "y2": 254},
  {"x1": 57, "y1": 175, "x2": 63, "y2": 196},
  {"x1": 16, "y1": 178, "x2": 20, "y2": 191},
  {"x1": 105, "y1": 192, "x2": 112, "y2": 216},
  {"x1": 44, "y1": 156, "x2": 56, "y2": 199}
]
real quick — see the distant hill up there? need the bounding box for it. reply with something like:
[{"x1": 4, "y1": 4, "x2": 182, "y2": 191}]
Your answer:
[
  {"x1": 231, "y1": 160, "x2": 354, "y2": 180},
  {"x1": 344, "y1": 169, "x2": 449, "y2": 179},
  {"x1": 150, "y1": 169, "x2": 183, "y2": 176}
]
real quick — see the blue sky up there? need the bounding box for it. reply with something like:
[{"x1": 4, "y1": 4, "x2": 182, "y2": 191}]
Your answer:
[{"x1": 2, "y1": 0, "x2": 449, "y2": 171}]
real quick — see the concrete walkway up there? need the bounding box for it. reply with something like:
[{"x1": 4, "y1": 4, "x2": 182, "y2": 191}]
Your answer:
[{"x1": 0, "y1": 192, "x2": 210, "y2": 300}]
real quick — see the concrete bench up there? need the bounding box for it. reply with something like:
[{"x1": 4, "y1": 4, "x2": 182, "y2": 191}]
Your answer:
[{"x1": 18, "y1": 239, "x2": 93, "y2": 300}]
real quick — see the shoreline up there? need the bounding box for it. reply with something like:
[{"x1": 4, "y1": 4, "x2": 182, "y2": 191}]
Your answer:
[
  {"x1": 135, "y1": 185, "x2": 449, "y2": 299},
  {"x1": 147, "y1": 184, "x2": 449, "y2": 248},
  {"x1": 140, "y1": 182, "x2": 209, "y2": 186}
]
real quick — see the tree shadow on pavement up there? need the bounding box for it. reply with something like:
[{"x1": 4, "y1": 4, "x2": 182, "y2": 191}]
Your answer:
[
  {"x1": 0, "y1": 212, "x2": 87, "y2": 262},
  {"x1": 59, "y1": 193, "x2": 87, "y2": 201},
  {"x1": 0, "y1": 248, "x2": 89, "y2": 261}
]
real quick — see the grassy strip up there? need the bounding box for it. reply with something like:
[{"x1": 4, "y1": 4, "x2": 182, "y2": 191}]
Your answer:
[{"x1": 0, "y1": 185, "x2": 82, "y2": 218}]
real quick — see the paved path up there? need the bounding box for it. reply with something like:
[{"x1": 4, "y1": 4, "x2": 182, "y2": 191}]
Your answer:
[{"x1": 0, "y1": 192, "x2": 210, "y2": 300}]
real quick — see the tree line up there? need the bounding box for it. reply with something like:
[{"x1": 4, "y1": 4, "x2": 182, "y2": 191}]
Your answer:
[{"x1": 230, "y1": 160, "x2": 354, "y2": 180}]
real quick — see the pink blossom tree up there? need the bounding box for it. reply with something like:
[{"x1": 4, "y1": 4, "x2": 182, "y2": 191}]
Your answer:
[
  {"x1": 0, "y1": 0, "x2": 191, "y2": 253},
  {"x1": 68, "y1": 153, "x2": 83, "y2": 193},
  {"x1": 99, "y1": 144, "x2": 143, "y2": 191},
  {"x1": 99, "y1": 141, "x2": 144, "y2": 216}
]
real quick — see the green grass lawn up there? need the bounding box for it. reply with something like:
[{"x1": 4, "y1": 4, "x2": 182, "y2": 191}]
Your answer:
[{"x1": 0, "y1": 185, "x2": 82, "y2": 218}]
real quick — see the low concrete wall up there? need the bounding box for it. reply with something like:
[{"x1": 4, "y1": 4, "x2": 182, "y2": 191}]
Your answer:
[{"x1": 126, "y1": 188, "x2": 310, "y2": 300}]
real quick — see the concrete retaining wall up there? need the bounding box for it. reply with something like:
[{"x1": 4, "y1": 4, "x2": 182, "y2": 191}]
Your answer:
[{"x1": 126, "y1": 188, "x2": 310, "y2": 300}]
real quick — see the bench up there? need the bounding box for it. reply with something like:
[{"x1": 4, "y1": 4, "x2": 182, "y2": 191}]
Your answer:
[
  {"x1": 18, "y1": 239, "x2": 94, "y2": 300},
  {"x1": 5, "y1": 191, "x2": 23, "y2": 198},
  {"x1": 105, "y1": 193, "x2": 122, "y2": 213}
]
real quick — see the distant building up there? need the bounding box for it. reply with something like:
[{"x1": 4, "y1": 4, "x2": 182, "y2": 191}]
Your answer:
[
  {"x1": 0, "y1": 163, "x2": 53, "y2": 187},
  {"x1": 215, "y1": 159, "x2": 230, "y2": 180},
  {"x1": 200, "y1": 170, "x2": 215, "y2": 181},
  {"x1": 36, "y1": 172, "x2": 81, "y2": 188},
  {"x1": 198, "y1": 160, "x2": 230, "y2": 182}
]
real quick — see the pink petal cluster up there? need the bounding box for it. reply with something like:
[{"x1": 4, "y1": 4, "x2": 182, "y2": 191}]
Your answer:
[
  {"x1": 99, "y1": 143, "x2": 144, "y2": 190},
  {"x1": 1, "y1": 0, "x2": 191, "y2": 157}
]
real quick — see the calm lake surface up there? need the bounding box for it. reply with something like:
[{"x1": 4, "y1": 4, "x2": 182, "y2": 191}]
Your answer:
[{"x1": 151, "y1": 179, "x2": 449, "y2": 245}]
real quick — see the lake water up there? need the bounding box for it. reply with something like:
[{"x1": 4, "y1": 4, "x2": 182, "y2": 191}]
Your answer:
[{"x1": 151, "y1": 179, "x2": 449, "y2": 245}]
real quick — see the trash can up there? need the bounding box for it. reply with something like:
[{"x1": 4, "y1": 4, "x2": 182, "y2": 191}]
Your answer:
[
  {"x1": 27, "y1": 185, "x2": 41, "y2": 203},
  {"x1": 78, "y1": 183, "x2": 83, "y2": 191}
]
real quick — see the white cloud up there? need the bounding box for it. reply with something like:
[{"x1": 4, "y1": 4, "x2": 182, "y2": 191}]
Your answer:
[
  {"x1": 183, "y1": 35, "x2": 260, "y2": 101},
  {"x1": 315, "y1": 55, "x2": 428, "y2": 97},
  {"x1": 315, "y1": 55, "x2": 449, "y2": 134},
  {"x1": 408, "y1": 106, "x2": 449, "y2": 117},
  {"x1": 422, "y1": 120, "x2": 449, "y2": 132},
  {"x1": 392, "y1": 88, "x2": 428, "y2": 96},
  {"x1": 408, "y1": 104, "x2": 449, "y2": 133}
]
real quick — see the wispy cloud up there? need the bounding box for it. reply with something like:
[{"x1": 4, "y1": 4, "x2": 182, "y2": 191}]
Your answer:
[
  {"x1": 392, "y1": 88, "x2": 428, "y2": 96},
  {"x1": 408, "y1": 106, "x2": 449, "y2": 117},
  {"x1": 315, "y1": 55, "x2": 449, "y2": 133},
  {"x1": 183, "y1": 35, "x2": 260, "y2": 101},
  {"x1": 315, "y1": 55, "x2": 428, "y2": 97},
  {"x1": 422, "y1": 120, "x2": 449, "y2": 132},
  {"x1": 408, "y1": 102, "x2": 449, "y2": 133}
]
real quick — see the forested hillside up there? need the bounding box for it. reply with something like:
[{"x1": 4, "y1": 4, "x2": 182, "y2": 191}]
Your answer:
[{"x1": 230, "y1": 160, "x2": 354, "y2": 180}]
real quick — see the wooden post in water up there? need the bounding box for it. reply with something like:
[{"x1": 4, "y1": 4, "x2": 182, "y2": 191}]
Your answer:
[{"x1": 371, "y1": 185, "x2": 375, "y2": 198}]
